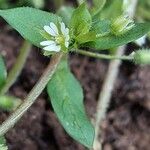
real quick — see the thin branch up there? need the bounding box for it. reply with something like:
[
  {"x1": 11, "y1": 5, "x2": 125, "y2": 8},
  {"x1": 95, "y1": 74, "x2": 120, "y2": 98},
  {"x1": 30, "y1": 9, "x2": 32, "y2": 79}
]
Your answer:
[
  {"x1": 93, "y1": 0, "x2": 138, "y2": 149},
  {"x1": 75, "y1": 49, "x2": 133, "y2": 61},
  {"x1": 0, "y1": 53, "x2": 62, "y2": 136},
  {"x1": 0, "y1": 41, "x2": 31, "y2": 95},
  {"x1": 93, "y1": 46, "x2": 126, "y2": 150}
]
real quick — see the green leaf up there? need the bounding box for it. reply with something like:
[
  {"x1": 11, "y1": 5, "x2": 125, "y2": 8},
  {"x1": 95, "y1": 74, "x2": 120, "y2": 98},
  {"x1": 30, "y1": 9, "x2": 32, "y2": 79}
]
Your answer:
[
  {"x1": 70, "y1": 3, "x2": 92, "y2": 37},
  {"x1": 47, "y1": 58, "x2": 94, "y2": 148},
  {"x1": 57, "y1": 6, "x2": 74, "y2": 26},
  {"x1": 92, "y1": 0, "x2": 106, "y2": 14},
  {"x1": 91, "y1": 19, "x2": 110, "y2": 35},
  {"x1": 77, "y1": 32, "x2": 96, "y2": 44},
  {"x1": 0, "y1": 95, "x2": 21, "y2": 111},
  {"x1": 0, "y1": 136, "x2": 8, "y2": 150},
  {"x1": 0, "y1": 7, "x2": 61, "y2": 47},
  {"x1": 84, "y1": 23, "x2": 150, "y2": 50},
  {"x1": 0, "y1": 55, "x2": 7, "y2": 90},
  {"x1": 93, "y1": 0, "x2": 123, "y2": 20}
]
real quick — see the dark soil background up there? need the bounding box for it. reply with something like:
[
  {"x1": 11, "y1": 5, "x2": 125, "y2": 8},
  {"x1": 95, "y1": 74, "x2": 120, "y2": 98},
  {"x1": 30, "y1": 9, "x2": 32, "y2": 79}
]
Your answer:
[{"x1": 0, "y1": 1, "x2": 150, "y2": 150}]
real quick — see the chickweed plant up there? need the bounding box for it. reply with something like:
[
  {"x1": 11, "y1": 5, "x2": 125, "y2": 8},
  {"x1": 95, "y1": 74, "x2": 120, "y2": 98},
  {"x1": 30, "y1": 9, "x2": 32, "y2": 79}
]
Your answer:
[{"x1": 0, "y1": 0, "x2": 150, "y2": 149}]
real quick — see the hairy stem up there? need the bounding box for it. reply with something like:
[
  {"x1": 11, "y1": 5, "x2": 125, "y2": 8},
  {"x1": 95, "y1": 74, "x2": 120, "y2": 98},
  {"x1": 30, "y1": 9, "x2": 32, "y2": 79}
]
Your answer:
[
  {"x1": 93, "y1": 46, "x2": 126, "y2": 150},
  {"x1": 76, "y1": 49, "x2": 133, "y2": 61},
  {"x1": 0, "y1": 41, "x2": 31, "y2": 95},
  {"x1": 93, "y1": 0, "x2": 137, "y2": 149},
  {"x1": 0, "y1": 53, "x2": 62, "y2": 136}
]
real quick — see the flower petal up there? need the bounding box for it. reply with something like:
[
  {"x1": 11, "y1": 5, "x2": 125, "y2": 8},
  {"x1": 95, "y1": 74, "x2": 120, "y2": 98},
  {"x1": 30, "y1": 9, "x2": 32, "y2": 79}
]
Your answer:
[
  {"x1": 43, "y1": 44, "x2": 61, "y2": 52},
  {"x1": 65, "y1": 28, "x2": 69, "y2": 35},
  {"x1": 65, "y1": 34, "x2": 70, "y2": 41},
  {"x1": 40, "y1": 40, "x2": 55, "y2": 46},
  {"x1": 65, "y1": 41, "x2": 69, "y2": 48},
  {"x1": 61, "y1": 22, "x2": 66, "y2": 36},
  {"x1": 50, "y1": 22, "x2": 59, "y2": 35},
  {"x1": 44, "y1": 25, "x2": 57, "y2": 36}
]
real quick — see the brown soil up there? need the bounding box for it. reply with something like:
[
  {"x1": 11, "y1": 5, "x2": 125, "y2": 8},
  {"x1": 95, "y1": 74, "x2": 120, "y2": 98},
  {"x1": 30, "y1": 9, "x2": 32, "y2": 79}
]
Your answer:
[{"x1": 0, "y1": 3, "x2": 150, "y2": 150}]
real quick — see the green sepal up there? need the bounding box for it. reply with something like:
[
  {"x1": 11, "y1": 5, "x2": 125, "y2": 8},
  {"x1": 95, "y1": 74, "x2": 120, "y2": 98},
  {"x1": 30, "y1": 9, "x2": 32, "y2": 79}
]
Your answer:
[{"x1": 70, "y1": 3, "x2": 92, "y2": 37}]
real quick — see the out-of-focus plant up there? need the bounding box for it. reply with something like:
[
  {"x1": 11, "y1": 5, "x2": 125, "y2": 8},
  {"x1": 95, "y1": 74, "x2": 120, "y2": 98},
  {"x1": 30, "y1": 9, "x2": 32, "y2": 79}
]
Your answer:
[
  {"x1": 136, "y1": 0, "x2": 150, "y2": 40},
  {"x1": 136, "y1": 0, "x2": 150, "y2": 21},
  {"x1": 0, "y1": 136, "x2": 8, "y2": 150},
  {"x1": 0, "y1": 0, "x2": 150, "y2": 149},
  {"x1": 0, "y1": 0, "x2": 45, "y2": 9}
]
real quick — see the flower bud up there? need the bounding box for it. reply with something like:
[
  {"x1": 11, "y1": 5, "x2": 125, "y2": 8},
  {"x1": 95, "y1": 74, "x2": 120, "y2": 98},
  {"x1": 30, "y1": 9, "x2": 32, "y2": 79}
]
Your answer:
[
  {"x1": 0, "y1": 95, "x2": 21, "y2": 111},
  {"x1": 133, "y1": 50, "x2": 150, "y2": 65},
  {"x1": 110, "y1": 15, "x2": 135, "y2": 36}
]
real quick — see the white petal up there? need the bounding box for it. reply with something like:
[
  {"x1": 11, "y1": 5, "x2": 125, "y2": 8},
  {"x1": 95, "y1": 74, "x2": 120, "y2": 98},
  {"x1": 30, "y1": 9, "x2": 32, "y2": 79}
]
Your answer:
[
  {"x1": 50, "y1": 22, "x2": 59, "y2": 35},
  {"x1": 65, "y1": 41, "x2": 69, "y2": 48},
  {"x1": 40, "y1": 40, "x2": 55, "y2": 46},
  {"x1": 44, "y1": 25, "x2": 57, "y2": 36},
  {"x1": 61, "y1": 22, "x2": 66, "y2": 35},
  {"x1": 65, "y1": 34, "x2": 70, "y2": 41},
  {"x1": 65, "y1": 28, "x2": 69, "y2": 35},
  {"x1": 43, "y1": 44, "x2": 61, "y2": 52}
]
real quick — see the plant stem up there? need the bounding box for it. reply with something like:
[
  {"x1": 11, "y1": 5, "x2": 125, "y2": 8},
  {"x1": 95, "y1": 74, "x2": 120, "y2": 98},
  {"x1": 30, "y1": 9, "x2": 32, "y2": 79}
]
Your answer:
[
  {"x1": 75, "y1": 49, "x2": 133, "y2": 61},
  {"x1": 93, "y1": 0, "x2": 137, "y2": 149},
  {"x1": 93, "y1": 46, "x2": 126, "y2": 150},
  {"x1": 0, "y1": 53, "x2": 62, "y2": 136},
  {"x1": 0, "y1": 41, "x2": 31, "y2": 95}
]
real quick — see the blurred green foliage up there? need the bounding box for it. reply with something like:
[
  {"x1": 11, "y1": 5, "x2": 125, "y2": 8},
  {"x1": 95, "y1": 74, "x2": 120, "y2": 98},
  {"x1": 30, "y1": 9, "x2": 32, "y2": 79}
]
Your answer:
[
  {"x1": 136, "y1": 0, "x2": 150, "y2": 21},
  {"x1": 0, "y1": 0, "x2": 44, "y2": 9}
]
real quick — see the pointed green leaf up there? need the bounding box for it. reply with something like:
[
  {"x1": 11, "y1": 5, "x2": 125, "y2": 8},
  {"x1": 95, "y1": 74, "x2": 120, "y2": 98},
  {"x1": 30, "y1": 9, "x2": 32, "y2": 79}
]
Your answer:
[
  {"x1": 70, "y1": 3, "x2": 92, "y2": 37},
  {"x1": 0, "y1": 7, "x2": 61, "y2": 47},
  {"x1": 84, "y1": 23, "x2": 150, "y2": 50},
  {"x1": 0, "y1": 55, "x2": 7, "y2": 90},
  {"x1": 47, "y1": 58, "x2": 94, "y2": 148},
  {"x1": 0, "y1": 136, "x2": 8, "y2": 150},
  {"x1": 92, "y1": 0, "x2": 106, "y2": 14},
  {"x1": 93, "y1": 0, "x2": 123, "y2": 20},
  {"x1": 57, "y1": 6, "x2": 74, "y2": 26}
]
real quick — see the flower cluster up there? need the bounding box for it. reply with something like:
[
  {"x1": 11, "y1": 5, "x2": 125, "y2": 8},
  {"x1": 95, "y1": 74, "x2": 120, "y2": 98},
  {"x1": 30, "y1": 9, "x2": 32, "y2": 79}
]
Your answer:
[{"x1": 40, "y1": 22, "x2": 70, "y2": 53}]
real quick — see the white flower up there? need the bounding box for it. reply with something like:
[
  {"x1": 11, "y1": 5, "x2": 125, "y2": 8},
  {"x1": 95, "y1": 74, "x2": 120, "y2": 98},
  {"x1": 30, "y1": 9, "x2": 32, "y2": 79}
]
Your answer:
[{"x1": 40, "y1": 22, "x2": 70, "y2": 52}]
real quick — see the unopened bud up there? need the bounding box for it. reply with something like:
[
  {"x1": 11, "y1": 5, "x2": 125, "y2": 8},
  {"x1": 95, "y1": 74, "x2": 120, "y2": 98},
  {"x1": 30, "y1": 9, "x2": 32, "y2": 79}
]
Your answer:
[
  {"x1": 133, "y1": 50, "x2": 150, "y2": 65},
  {"x1": 111, "y1": 15, "x2": 135, "y2": 36},
  {"x1": 0, "y1": 95, "x2": 21, "y2": 111}
]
